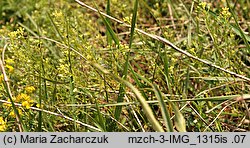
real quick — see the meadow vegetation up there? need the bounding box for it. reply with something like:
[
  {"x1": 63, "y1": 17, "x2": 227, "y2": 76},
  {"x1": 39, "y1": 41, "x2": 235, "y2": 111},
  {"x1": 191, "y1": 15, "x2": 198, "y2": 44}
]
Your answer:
[{"x1": 0, "y1": 0, "x2": 249, "y2": 132}]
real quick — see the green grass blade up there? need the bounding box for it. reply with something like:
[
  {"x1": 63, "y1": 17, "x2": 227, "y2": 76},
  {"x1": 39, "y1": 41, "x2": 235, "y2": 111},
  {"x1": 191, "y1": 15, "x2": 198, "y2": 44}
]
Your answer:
[
  {"x1": 92, "y1": 63, "x2": 164, "y2": 132},
  {"x1": 114, "y1": 85, "x2": 125, "y2": 120},
  {"x1": 119, "y1": 79, "x2": 164, "y2": 132},
  {"x1": 113, "y1": 0, "x2": 138, "y2": 124},
  {"x1": 47, "y1": 12, "x2": 64, "y2": 40},
  {"x1": 0, "y1": 59, "x2": 26, "y2": 131},
  {"x1": 95, "y1": 4, "x2": 120, "y2": 46},
  {"x1": 129, "y1": 0, "x2": 138, "y2": 48},
  {"x1": 136, "y1": 74, "x2": 186, "y2": 132},
  {"x1": 226, "y1": 0, "x2": 250, "y2": 52},
  {"x1": 171, "y1": 102, "x2": 186, "y2": 132},
  {"x1": 94, "y1": 98, "x2": 106, "y2": 131},
  {"x1": 114, "y1": 54, "x2": 129, "y2": 121},
  {"x1": 18, "y1": 22, "x2": 39, "y2": 38},
  {"x1": 113, "y1": 0, "x2": 138, "y2": 120},
  {"x1": 152, "y1": 83, "x2": 174, "y2": 132},
  {"x1": 137, "y1": 75, "x2": 174, "y2": 132},
  {"x1": 38, "y1": 66, "x2": 43, "y2": 131},
  {"x1": 106, "y1": 0, "x2": 112, "y2": 45}
]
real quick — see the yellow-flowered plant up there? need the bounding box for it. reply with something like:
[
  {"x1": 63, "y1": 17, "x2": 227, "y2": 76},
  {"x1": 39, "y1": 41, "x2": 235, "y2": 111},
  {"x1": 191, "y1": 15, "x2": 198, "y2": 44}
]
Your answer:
[
  {"x1": 5, "y1": 65, "x2": 14, "y2": 73},
  {"x1": 8, "y1": 27, "x2": 24, "y2": 41},
  {"x1": 9, "y1": 109, "x2": 23, "y2": 118},
  {"x1": 199, "y1": 2, "x2": 207, "y2": 10},
  {"x1": 0, "y1": 74, "x2": 3, "y2": 83},
  {"x1": 25, "y1": 86, "x2": 36, "y2": 94},
  {"x1": 3, "y1": 93, "x2": 34, "y2": 118},
  {"x1": 0, "y1": 117, "x2": 7, "y2": 132},
  {"x1": 220, "y1": 7, "x2": 231, "y2": 19},
  {"x1": 5, "y1": 59, "x2": 15, "y2": 64},
  {"x1": 3, "y1": 99, "x2": 12, "y2": 108},
  {"x1": 16, "y1": 93, "x2": 34, "y2": 109}
]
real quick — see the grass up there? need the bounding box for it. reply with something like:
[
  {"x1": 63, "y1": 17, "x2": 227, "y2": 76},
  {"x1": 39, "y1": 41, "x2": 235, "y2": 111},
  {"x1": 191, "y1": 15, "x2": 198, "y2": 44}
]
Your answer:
[{"x1": 0, "y1": 0, "x2": 249, "y2": 132}]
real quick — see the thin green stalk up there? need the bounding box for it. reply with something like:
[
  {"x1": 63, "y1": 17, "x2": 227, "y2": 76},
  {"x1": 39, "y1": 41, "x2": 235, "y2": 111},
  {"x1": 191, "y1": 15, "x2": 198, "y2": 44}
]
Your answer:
[
  {"x1": 226, "y1": 0, "x2": 250, "y2": 52},
  {"x1": 106, "y1": 0, "x2": 112, "y2": 45},
  {"x1": 38, "y1": 61, "x2": 43, "y2": 131},
  {"x1": 94, "y1": 98, "x2": 106, "y2": 131},
  {"x1": 96, "y1": 3, "x2": 120, "y2": 46},
  {"x1": 38, "y1": 36, "x2": 42, "y2": 132},
  {"x1": 0, "y1": 59, "x2": 25, "y2": 131},
  {"x1": 66, "y1": 15, "x2": 77, "y2": 131},
  {"x1": 114, "y1": 0, "x2": 138, "y2": 122},
  {"x1": 129, "y1": 0, "x2": 138, "y2": 48}
]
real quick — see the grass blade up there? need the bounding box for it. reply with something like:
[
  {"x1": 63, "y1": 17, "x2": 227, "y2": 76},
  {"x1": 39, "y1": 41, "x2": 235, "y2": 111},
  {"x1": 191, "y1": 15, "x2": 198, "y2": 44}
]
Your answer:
[
  {"x1": 226, "y1": 0, "x2": 250, "y2": 52},
  {"x1": 152, "y1": 83, "x2": 174, "y2": 132},
  {"x1": 114, "y1": 0, "x2": 138, "y2": 123},
  {"x1": 92, "y1": 63, "x2": 164, "y2": 132},
  {"x1": 114, "y1": 57, "x2": 128, "y2": 121},
  {"x1": 171, "y1": 102, "x2": 186, "y2": 132},
  {"x1": 136, "y1": 74, "x2": 186, "y2": 132},
  {"x1": 95, "y1": 3, "x2": 120, "y2": 46},
  {"x1": 129, "y1": 0, "x2": 138, "y2": 48},
  {"x1": 106, "y1": 0, "x2": 112, "y2": 45}
]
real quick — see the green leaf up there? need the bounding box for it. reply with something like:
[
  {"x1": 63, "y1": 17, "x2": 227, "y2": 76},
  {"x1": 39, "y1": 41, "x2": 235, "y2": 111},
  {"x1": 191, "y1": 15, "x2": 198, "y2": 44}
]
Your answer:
[
  {"x1": 92, "y1": 63, "x2": 164, "y2": 132},
  {"x1": 95, "y1": 4, "x2": 120, "y2": 46},
  {"x1": 171, "y1": 102, "x2": 186, "y2": 132},
  {"x1": 152, "y1": 84, "x2": 174, "y2": 132},
  {"x1": 129, "y1": 0, "x2": 139, "y2": 48}
]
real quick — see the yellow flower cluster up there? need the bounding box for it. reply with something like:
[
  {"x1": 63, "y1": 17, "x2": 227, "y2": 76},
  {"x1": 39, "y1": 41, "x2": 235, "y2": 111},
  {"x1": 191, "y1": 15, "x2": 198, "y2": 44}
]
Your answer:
[
  {"x1": 4, "y1": 90, "x2": 35, "y2": 113},
  {"x1": 0, "y1": 117, "x2": 7, "y2": 132},
  {"x1": 189, "y1": 48, "x2": 196, "y2": 55},
  {"x1": 5, "y1": 59, "x2": 14, "y2": 64},
  {"x1": 8, "y1": 31, "x2": 18, "y2": 39},
  {"x1": 16, "y1": 93, "x2": 34, "y2": 109},
  {"x1": 123, "y1": 15, "x2": 131, "y2": 24},
  {"x1": 25, "y1": 86, "x2": 36, "y2": 94},
  {"x1": 221, "y1": 7, "x2": 231, "y2": 19},
  {"x1": 5, "y1": 65, "x2": 14, "y2": 73},
  {"x1": 9, "y1": 109, "x2": 23, "y2": 118},
  {"x1": 52, "y1": 10, "x2": 63, "y2": 18},
  {"x1": 8, "y1": 27, "x2": 24, "y2": 40},
  {"x1": 198, "y1": 2, "x2": 211, "y2": 13},
  {"x1": 0, "y1": 74, "x2": 3, "y2": 83},
  {"x1": 4, "y1": 58, "x2": 15, "y2": 73},
  {"x1": 199, "y1": 2, "x2": 207, "y2": 10}
]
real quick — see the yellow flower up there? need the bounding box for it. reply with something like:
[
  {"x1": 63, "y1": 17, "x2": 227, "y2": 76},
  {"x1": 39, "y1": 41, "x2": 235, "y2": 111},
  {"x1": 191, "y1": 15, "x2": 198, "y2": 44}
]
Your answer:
[
  {"x1": 16, "y1": 93, "x2": 30, "y2": 102},
  {"x1": 189, "y1": 48, "x2": 196, "y2": 55},
  {"x1": 199, "y1": 2, "x2": 207, "y2": 10},
  {"x1": 3, "y1": 99, "x2": 12, "y2": 108},
  {"x1": 8, "y1": 31, "x2": 18, "y2": 39},
  {"x1": 35, "y1": 103, "x2": 43, "y2": 109},
  {"x1": 9, "y1": 111, "x2": 15, "y2": 118},
  {"x1": 221, "y1": 7, "x2": 231, "y2": 18},
  {"x1": 123, "y1": 16, "x2": 131, "y2": 24},
  {"x1": 0, "y1": 74, "x2": 3, "y2": 83},
  {"x1": 5, "y1": 59, "x2": 15, "y2": 64},
  {"x1": 22, "y1": 101, "x2": 33, "y2": 109},
  {"x1": 16, "y1": 93, "x2": 34, "y2": 109},
  {"x1": 9, "y1": 109, "x2": 23, "y2": 118},
  {"x1": 0, "y1": 117, "x2": 7, "y2": 132},
  {"x1": 25, "y1": 86, "x2": 36, "y2": 94},
  {"x1": 5, "y1": 65, "x2": 14, "y2": 73},
  {"x1": 52, "y1": 10, "x2": 63, "y2": 18},
  {"x1": 169, "y1": 65, "x2": 174, "y2": 72}
]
